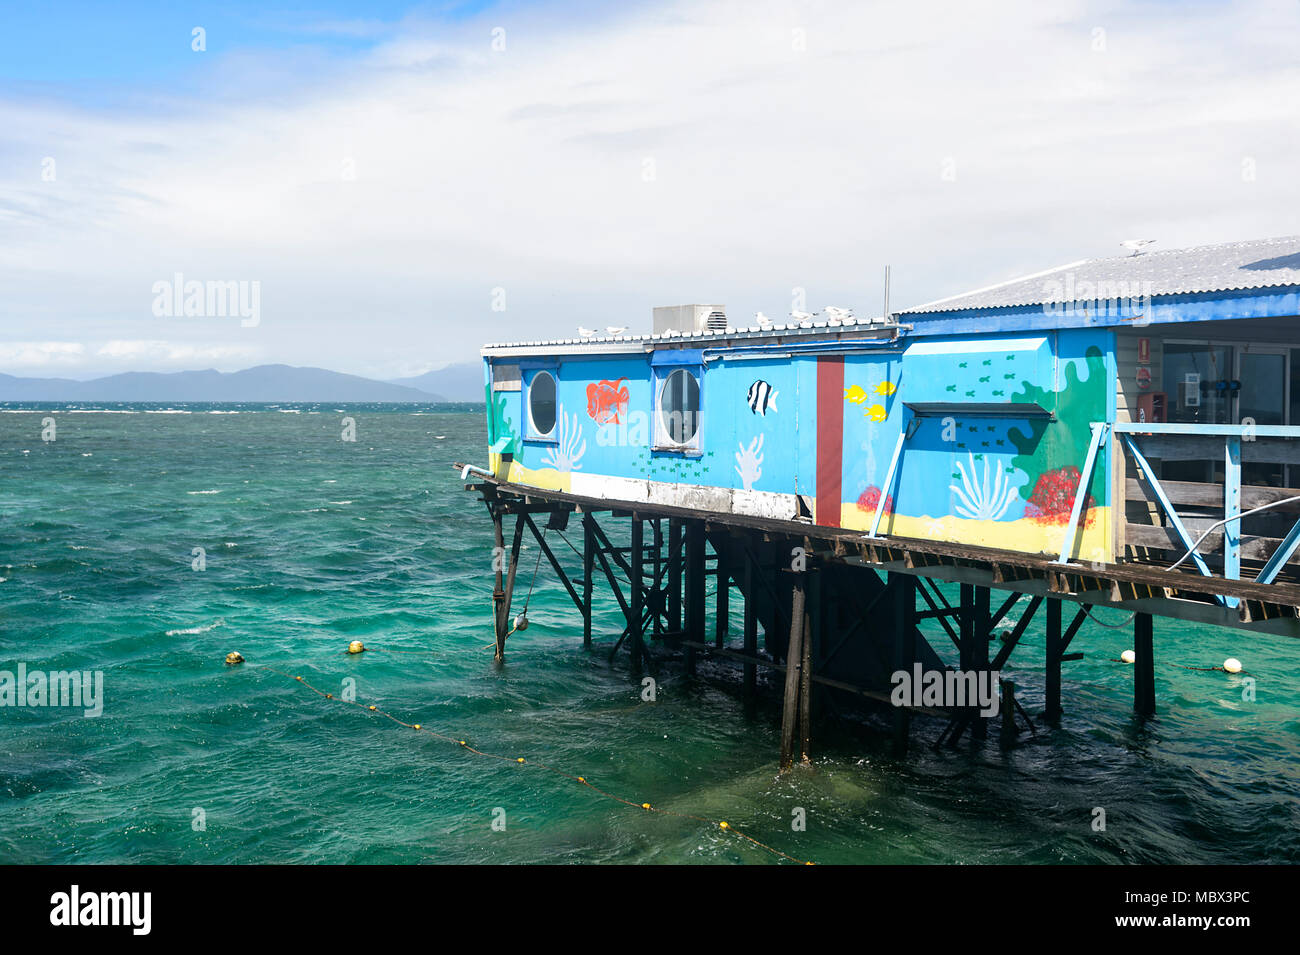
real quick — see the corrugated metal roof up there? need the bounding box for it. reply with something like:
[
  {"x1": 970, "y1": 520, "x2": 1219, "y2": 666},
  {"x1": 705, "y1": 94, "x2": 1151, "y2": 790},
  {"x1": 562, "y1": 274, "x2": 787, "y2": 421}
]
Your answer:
[
  {"x1": 481, "y1": 315, "x2": 898, "y2": 354},
  {"x1": 901, "y1": 235, "x2": 1300, "y2": 315}
]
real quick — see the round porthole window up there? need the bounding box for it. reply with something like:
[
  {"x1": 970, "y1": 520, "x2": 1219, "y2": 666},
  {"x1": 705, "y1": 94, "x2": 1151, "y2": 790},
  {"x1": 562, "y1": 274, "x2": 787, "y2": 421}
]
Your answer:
[
  {"x1": 529, "y1": 371, "x2": 557, "y2": 436},
  {"x1": 658, "y1": 368, "x2": 700, "y2": 444}
]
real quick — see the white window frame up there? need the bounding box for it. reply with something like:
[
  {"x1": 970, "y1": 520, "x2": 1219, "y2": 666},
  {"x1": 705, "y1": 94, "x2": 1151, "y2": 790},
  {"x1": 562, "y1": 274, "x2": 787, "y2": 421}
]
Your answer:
[{"x1": 653, "y1": 365, "x2": 703, "y2": 454}]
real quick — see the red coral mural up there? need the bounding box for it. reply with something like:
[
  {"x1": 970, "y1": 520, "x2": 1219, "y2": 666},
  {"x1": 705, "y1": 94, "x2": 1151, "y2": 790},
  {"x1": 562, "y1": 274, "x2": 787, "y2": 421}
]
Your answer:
[
  {"x1": 856, "y1": 486, "x2": 893, "y2": 513},
  {"x1": 1022, "y1": 465, "x2": 1094, "y2": 526}
]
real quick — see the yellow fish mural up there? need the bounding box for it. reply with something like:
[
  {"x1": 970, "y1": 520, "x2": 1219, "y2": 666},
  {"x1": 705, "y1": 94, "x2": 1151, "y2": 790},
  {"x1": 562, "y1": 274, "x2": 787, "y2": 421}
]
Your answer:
[
  {"x1": 844, "y1": 384, "x2": 868, "y2": 404},
  {"x1": 874, "y1": 381, "x2": 897, "y2": 397},
  {"x1": 865, "y1": 404, "x2": 888, "y2": 422}
]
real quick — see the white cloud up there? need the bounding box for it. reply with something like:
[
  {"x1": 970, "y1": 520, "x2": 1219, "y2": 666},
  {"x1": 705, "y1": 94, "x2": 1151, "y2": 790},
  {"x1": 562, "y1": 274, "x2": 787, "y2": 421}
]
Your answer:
[
  {"x1": 0, "y1": 342, "x2": 86, "y2": 370},
  {"x1": 1, "y1": 0, "x2": 1298, "y2": 377}
]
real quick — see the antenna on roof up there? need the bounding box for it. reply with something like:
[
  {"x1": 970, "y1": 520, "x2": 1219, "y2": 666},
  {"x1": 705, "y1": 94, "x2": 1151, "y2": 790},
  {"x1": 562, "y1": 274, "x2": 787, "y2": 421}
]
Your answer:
[
  {"x1": 882, "y1": 265, "x2": 891, "y2": 323},
  {"x1": 1121, "y1": 239, "x2": 1156, "y2": 256}
]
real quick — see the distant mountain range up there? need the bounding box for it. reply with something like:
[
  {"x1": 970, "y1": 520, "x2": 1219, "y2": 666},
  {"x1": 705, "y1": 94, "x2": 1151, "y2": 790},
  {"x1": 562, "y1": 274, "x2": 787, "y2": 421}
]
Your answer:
[{"x1": 0, "y1": 363, "x2": 484, "y2": 403}]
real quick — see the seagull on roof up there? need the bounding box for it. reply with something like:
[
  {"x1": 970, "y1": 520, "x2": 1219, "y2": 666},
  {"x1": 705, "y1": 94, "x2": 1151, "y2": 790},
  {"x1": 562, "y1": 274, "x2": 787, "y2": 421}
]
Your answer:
[
  {"x1": 790, "y1": 310, "x2": 814, "y2": 322},
  {"x1": 822, "y1": 306, "x2": 853, "y2": 321},
  {"x1": 577, "y1": 326, "x2": 595, "y2": 338},
  {"x1": 605, "y1": 325, "x2": 628, "y2": 337},
  {"x1": 1121, "y1": 239, "x2": 1156, "y2": 256}
]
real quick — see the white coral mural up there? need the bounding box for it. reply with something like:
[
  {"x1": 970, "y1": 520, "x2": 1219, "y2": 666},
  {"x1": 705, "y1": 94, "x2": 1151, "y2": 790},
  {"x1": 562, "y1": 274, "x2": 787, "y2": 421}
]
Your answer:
[
  {"x1": 541, "y1": 406, "x2": 587, "y2": 472},
  {"x1": 951, "y1": 453, "x2": 1017, "y2": 521},
  {"x1": 735, "y1": 434, "x2": 764, "y2": 491}
]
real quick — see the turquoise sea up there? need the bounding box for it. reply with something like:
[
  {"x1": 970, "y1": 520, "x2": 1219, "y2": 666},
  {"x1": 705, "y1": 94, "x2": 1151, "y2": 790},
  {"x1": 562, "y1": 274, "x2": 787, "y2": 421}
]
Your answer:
[{"x1": 1, "y1": 404, "x2": 1296, "y2": 864}]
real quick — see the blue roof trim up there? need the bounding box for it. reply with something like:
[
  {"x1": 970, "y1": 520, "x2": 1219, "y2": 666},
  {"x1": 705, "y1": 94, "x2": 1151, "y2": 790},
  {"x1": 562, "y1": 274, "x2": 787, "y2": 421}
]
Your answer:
[
  {"x1": 903, "y1": 287, "x2": 1300, "y2": 337},
  {"x1": 650, "y1": 348, "x2": 705, "y2": 367}
]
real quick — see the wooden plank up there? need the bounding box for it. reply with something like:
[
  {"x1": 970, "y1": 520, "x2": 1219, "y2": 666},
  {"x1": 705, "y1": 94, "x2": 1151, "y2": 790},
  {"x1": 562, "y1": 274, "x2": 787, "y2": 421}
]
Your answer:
[
  {"x1": 1133, "y1": 434, "x2": 1300, "y2": 465},
  {"x1": 1124, "y1": 524, "x2": 1300, "y2": 565},
  {"x1": 1126, "y1": 478, "x2": 1300, "y2": 513},
  {"x1": 469, "y1": 475, "x2": 1300, "y2": 608}
]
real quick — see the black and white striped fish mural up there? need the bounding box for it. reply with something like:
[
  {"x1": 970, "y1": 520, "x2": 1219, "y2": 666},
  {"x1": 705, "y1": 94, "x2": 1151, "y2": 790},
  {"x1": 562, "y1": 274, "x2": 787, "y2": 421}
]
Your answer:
[{"x1": 746, "y1": 380, "x2": 779, "y2": 416}]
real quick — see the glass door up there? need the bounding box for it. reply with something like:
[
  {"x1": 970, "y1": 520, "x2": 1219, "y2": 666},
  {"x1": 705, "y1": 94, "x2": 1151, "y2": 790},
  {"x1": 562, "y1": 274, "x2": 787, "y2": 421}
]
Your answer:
[{"x1": 1236, "y1": 346, "x2": 1290, "y2": 489}]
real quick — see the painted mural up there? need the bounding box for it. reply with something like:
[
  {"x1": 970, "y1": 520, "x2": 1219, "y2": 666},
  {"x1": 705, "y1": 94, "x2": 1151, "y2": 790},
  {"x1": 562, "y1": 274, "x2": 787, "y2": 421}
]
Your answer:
[
  {"x1": 484, "y1": 329, "x2": 1115, "y2": 560},
  {"x1": 836, "y1": 335, "x2": 1112, "y2": 561}
]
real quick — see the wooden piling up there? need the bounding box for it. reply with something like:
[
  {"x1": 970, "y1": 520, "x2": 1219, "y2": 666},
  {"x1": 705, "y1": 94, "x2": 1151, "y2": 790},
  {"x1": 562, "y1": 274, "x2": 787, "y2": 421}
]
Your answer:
[
  {"x1": 1134, "y1": 611, "x2": 1155, "y2": 716},
  {"x1": 668, "y1": 518, "x2": 682, "y2": 633},
  {"x1": 798, "y1": 572, "x2": 815, "y2": 765},
  {"x1": 1044, "y1": 598, "x2": 1063, "y2": 722},
  {"x1": 496, "y1": 512, "x2": 526, "y2": 662},
  {"x1": 891, "y1": 573, "x2": 916, "y2": 754},
  {"x1": 582, "y1": 513, "x2": 595, "y2": 648},
  {"x1": 999, "y1": 680, "x2": 1017, "y2": 748},
  {"x1": 971, "y1": 585, "x2": 990, "y2": 741},
  {"x1": 716, "y1": 539, "x2": 729, "y2": 649},
  {"x1": 779, "y1": 574, "x2": 807, "y2": 772},
  {"x1": 742, "y1": 541, "x2": 757, "y2": 698},
  {"x1": 630, "y1": 516, "x2": 645, "y2": 668},
  {"x1": 684, "y1": 520, "x2": 705, "y2": 673}
]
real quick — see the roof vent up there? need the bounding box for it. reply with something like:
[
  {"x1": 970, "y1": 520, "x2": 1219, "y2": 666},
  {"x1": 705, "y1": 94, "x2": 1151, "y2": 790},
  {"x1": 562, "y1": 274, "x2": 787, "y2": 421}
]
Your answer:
[{"x1": 652, "y1": 304, "x2": 727, "y2": 336}]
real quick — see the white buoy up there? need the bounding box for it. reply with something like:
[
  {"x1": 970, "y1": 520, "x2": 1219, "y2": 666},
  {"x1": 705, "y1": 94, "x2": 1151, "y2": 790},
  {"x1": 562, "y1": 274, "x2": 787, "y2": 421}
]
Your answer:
[
  {"x1": 1120, "y1": 649, "x2": 1136, "y2": 664},
  {"x1": 1223, "y1": 657, "x2": 1243, "y2": 674},
  {"x1": 514, "y1": 613, "x2": 529, "y2": 632}
]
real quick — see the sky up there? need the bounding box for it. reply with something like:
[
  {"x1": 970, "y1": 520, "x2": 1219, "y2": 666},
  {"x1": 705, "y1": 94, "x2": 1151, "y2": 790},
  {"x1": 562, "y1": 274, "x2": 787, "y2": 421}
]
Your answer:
[{"x1": 2, "y1": 0, "x2": 1298, "y2": 380}]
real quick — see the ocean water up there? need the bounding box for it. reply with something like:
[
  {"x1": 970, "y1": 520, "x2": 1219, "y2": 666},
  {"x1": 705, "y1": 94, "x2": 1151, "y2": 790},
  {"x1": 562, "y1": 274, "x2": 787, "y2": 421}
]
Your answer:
[{"x1": 0, "y1": 403, "x2": 1296, "y2": 865}]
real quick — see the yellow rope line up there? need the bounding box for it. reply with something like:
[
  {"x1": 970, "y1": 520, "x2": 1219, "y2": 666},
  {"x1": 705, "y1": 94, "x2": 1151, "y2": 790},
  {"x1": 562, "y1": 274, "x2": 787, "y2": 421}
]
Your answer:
[{"x1": 253, "y1": 663, "x2": 811, "y2": 865}]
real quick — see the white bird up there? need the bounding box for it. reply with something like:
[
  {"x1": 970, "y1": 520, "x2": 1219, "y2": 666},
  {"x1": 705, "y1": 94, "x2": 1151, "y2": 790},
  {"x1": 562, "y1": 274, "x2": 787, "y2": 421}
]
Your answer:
[
  {"x1": 755, "y1": 311, "x2": 774, "y2": 327},
  {"x1": 790, "y1": 310, "x2": 814, "y2": 322},
  {"x1": 605, "y1": 325, "x2": 628, "y2": 336},
  {"x1": 822, "y1": 305, "x2": 853, "y2": 321},
  {"x1": 577, "y1": 326, "x2": 595, "y2": 338},
  {"x1": 1121, "y1": 239, "x2": 1156, "y2": 256}
]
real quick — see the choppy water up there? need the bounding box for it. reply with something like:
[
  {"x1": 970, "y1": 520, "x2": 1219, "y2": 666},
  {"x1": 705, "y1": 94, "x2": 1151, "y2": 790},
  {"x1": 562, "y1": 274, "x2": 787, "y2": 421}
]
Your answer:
[{"x1": 0, "y1": 404, "x2": 1296, "y2": 864}]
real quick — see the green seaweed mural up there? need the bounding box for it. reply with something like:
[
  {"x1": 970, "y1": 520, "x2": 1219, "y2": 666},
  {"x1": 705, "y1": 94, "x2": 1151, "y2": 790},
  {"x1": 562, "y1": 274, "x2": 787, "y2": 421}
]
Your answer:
[
  {"x1": 1008, "y1": 346, "x2": 1107, "y2": 520},
  {"x1": 486, "y1": 386, "x2": 522, "y2": 456}
]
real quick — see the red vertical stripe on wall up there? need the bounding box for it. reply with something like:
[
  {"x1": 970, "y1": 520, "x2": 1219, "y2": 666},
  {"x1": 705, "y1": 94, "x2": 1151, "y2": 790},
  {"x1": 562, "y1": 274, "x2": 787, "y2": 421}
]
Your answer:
[{"x1": 816, "y1": 356, "x2": 844, "y2": 527}]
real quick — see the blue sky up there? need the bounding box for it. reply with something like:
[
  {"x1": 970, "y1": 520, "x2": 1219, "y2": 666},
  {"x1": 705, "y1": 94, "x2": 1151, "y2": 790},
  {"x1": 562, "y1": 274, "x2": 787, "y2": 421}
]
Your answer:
[{"x1": 2, "y1": 0, "x2": 1298, "y2": 380}]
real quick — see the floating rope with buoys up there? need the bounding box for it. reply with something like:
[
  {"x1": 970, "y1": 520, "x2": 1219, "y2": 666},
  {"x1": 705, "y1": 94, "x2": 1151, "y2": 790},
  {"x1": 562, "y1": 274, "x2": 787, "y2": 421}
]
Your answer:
[
  {"x1": 1109, "y1": 650, "x2": 1247, "y2": 674},
  {"x1": 226, "y1": 653, "x2": 812, "y2": 864}
]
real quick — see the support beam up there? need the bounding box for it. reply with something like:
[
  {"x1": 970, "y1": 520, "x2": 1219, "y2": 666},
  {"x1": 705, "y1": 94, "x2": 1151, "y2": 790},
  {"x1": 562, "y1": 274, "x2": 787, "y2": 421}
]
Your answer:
[
  {"x1": 582, "y1": 514, "x2": 595, "y2": 648},
  {"x1": 668, "y1": 518, "x2": 683, "y2": 633},
  {"x1": 743, "y1": 543, "x2": 757, "y2": 697},
  {"x1": 496, "y1": 512, "x2": 526, "y2": 662},
  {"x1": 684, "y1": 520, "x2": 706, "y2": 672},
  {"x1": 716, "y1": 539, "x2": 730, "y2": 649},
  {"x1": 630, "y1": 516, "x2": 645, "y2": 669},
  {"x1": 971, "y1": 585, "x2": 990, "y2": 741},
  {"x1": 891, "y1": 573, "x2": 916, "y2": 754},
  {"x1": 1134, "y1": 612, "x2": 1155, "y2": 716},
  {"x1": 523, "y1": 514, "x2": 583, "y2": 615}
]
